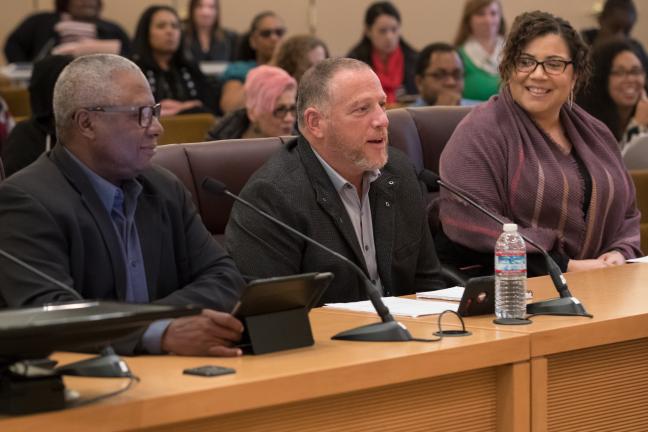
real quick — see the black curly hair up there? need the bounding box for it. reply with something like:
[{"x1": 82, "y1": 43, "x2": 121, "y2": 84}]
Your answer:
[{"x1": 499, "y1": 11, "x2": 591, "y2": 92}]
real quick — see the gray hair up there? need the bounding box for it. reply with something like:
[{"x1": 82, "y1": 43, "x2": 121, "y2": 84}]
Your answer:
[
  {"x1": 53, "y1": 53, "x2": 146, "y2": 142},
  {"x1": 296, "y1": 57, "x2": 370, "y2": 131}
]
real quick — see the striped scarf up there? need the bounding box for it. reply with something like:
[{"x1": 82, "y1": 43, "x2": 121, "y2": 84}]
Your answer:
[{"x1": 439, "y1": 86, "x2": 642, "y2": 260}]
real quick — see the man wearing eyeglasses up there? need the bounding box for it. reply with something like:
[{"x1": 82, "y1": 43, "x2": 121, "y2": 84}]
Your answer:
[
  {"x1": 413, "y1": 42, "x2": 480, "y2": 107},
  {"x1": 0, "y1": 54, "x2": 246, "y2": 357}
]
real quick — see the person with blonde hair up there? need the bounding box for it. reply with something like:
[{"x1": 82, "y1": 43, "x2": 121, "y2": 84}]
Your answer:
[
  {"x1": 454, "y1": 0, "x2": 506, "y2": 101},
  {"x1": 208, "y1": 65, "x2": 297, "y2": 140}
]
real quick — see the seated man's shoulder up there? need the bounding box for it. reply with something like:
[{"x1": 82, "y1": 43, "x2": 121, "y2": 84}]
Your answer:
[
  {"x1": 139, "y1": 164, "x2": 193, "y2": 199},
  {"x1": 1, "y1": 153, "x2": 66, "y2": 197},
  {"x1": 243, "y1": 139, "x2": 304, "y2": 190}
]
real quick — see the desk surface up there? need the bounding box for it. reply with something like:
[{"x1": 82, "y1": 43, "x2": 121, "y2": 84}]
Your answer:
[
  {"x1": 0, "y1": 309, "x2": 527, "y2": 432},
  {"x1": 3, "y1": 263, "x2": 647, "y2": 432},
  {"x1": 460, "y1": 263, "x2": 648, "y2": 356}
]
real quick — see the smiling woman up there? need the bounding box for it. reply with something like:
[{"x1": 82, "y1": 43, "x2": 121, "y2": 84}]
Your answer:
[
  {"x1": 577, "y1": 39, "x2": 648, "y2": 149},
  {"x1": 437, "y1": 11, "x2": 642, "y2": 279}
]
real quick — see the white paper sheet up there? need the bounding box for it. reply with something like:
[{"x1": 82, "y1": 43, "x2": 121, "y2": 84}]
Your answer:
[
  {"x1": 416, "y1": 286, "x2": 465, "y2": 301},
  {"x1": 324, "y1": 297, "x2": 458, "y2": 318},
  {"x1": 627, "y1": 256, "x2": 648, "y2": 263}
]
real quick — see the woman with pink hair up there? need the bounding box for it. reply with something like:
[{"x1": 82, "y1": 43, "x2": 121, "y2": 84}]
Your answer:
[{"x1": 208, "y1": 65, "x2": 297, "y2": 139}]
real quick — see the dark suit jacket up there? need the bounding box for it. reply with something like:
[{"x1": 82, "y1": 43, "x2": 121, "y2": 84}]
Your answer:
[
  {"x1": 4, "y1": 12, "x2": 132, "y2": 63},
  {"x1": 225, "y1": 136, "x2": 443, "y2": 304},
  {"x1": 0, "y1": 145, "x2": 245, "y2": 353}
]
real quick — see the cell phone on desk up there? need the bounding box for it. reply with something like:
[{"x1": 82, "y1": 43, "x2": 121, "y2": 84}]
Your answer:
[
  {"x1": 183, "y1": 365, "x2": 236, "y2": 377},
  {"x1": 457, "y1": 276, "x2": 495, "y2": 317}
]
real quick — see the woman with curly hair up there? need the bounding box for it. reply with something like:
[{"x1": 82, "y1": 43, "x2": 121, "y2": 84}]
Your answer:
[{"x1": 438, "y1": 11, "x2": 641, "y2": 277}]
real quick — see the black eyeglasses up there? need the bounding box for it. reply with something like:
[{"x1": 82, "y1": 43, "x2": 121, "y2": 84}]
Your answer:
[
  {"x1": 610, "y1": 67, "x2": 646, "y2": 79},
  {"x1": 257, "y1": 27, "x2": 286, "y2": 38},
  {"x1": 515, "y1": 56, "x2": 573, "y2": 75},
  {"x1": 272, "y1": 104, "x2": 297, "y2": 119},
  {"x1": 84, "y1": 103, "x2": 162, "y2": 128},
  {"x1": 424, "y1": 70, "x2": 464, "y2": 81}
]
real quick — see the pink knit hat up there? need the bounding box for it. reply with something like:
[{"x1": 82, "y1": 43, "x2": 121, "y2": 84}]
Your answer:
[{"x1": 244, "y1": 65, "x2": 297, "y2": 118}]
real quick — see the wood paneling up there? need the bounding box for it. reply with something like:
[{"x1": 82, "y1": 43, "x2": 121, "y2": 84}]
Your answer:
[
  {"x1": 142, "y1": 367, "x2": 497, "y2": 432},
  {"x1": 546, "y1": 338, "x2": 648, "y2": 432}
]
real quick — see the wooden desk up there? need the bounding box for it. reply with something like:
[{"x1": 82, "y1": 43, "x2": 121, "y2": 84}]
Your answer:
[
  {"x1": 3, "y1": 264, "x2": 646, "y2": 432},
  {"x1": 463, "y1": 263, "x2": 648, "y2": 432},
  {"x1": 0, "y1": 311, "x2": 529, "y2": 432}
]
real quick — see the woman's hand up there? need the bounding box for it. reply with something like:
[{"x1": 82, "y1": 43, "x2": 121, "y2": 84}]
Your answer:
[
  {"x1": 566, "y1": 258, "x2": 609, "y2": 272},
  {"x1": 160, "y1": 99, "x2": 203, "y2": 116},
  {"x1": 567, "y1": 251, "x2": 625, "y2": 272},
  {"x1": 597, "y1": 250, "x2": 626, "y2": 266}
]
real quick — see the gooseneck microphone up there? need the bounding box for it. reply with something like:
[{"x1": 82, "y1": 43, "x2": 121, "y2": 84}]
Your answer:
[
  {"x1": 202, "y1": 177, "x2": 415, "y2": 342},
  {"x1": 0, "y1": 248, "x2": 83, "y2": 301},
  {"x1": 419, "y1": 169, "x2": 591, "y2": 317}
]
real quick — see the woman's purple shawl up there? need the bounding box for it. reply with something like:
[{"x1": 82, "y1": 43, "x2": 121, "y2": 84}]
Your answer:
[{"x1": 439, "y1": 87, "x2": 642, "y2": 260}]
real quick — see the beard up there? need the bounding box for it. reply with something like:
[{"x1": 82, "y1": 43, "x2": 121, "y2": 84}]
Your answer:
[{"x1": 327, "y1": 128, "x2": 389, "y2": 172}]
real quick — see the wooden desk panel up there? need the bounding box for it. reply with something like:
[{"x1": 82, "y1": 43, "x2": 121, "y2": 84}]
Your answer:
[
  {"x1": 462, "y1": 263, "x2": 648, "y2": 356},
  {"x1": 449, "y1": 263, "x2": 648, "y2": 432}
]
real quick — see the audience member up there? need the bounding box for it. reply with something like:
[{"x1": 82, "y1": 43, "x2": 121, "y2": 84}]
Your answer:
[
  {"x1": 207, "y1": 65, "x2": 296, "y2": 140},
  {"x1": 413, "y1": 42, "x2": 479, "y2": 106},
  {"x1": 347, "y1": 2, "x2": 418, "y2": 104},
  {"x1": 226, "y1": 58, "x2": 444, "y2": 303},
  {"x1": 4, "y1": 0, "x2": 131, "y2": 63},
  {"x1": 0, "y1": 54, "x2": 245, "y2": 356},
  {"x1": 272, "y1": 34, "x2": 329, "y2": 83},
  {"x1": 183, "y1": 0, "x2": 238, "y2": 62},
  {"x1": 581, "y1": 0, "x2": 647, "y2": 68},
  {"x1": 454, "y1": 0, "x2": 506, "y2": 101},
  {"x1": 2, "y1": 55, "x2": 73, "y2": 177},
  {"x1": 578, "y1": 39, "x2": 647, "y2": 149},
  {"x1": 438, "y1": 11, "x2": 641, "y2": 277},
  {"x1": 0, "y1": 96, "x2": 15, "y2": 155},
  {"x1": 133, "y1": 5, "x2": 220, "y2": 116},
  {"x1": 220, "y1": 11, "x2": 286, "y2": 113}
]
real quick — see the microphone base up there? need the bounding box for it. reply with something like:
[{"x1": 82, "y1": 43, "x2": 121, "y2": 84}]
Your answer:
[
  {"x1": 331, "y1": 320, "x2": 413, "y2": 342},
  {"x1": 526, "y1": 297, "x2": 592, "y2": 317}
]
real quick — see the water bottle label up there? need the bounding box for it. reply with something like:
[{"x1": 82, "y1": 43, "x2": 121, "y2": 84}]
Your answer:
[{"x1": 495, "y1": 253, "x2": 526, "y2": 275}]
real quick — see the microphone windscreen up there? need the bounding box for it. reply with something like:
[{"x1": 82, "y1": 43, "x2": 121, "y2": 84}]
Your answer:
[
  {"x1": 419, "y1": 169, "x2": 441, "y2": 192},
  {"x1": 201, "y1": 177, "x2": 228, "y2": 195}
]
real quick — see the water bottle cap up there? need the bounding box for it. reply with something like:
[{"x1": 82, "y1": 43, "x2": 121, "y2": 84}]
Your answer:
[{"x1": 503, "y1": 223, "x2": 518, "y2": 232}]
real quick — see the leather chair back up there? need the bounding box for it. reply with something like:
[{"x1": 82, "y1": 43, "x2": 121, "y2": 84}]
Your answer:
[
  {"x1": 387, "y1": 106, "x2": 472, "y2": 173},
  {"x1": 152, "y1": 138, "x2": 286, "y2": 236}
]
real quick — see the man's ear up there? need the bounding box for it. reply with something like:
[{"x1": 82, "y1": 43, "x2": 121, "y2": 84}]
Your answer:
[
  {"x1": 303, "y1": 107, "x2": 326, "y2": 139},
  {"x1": 74, "y1": 110, "x2": 95, "y2": 140}
]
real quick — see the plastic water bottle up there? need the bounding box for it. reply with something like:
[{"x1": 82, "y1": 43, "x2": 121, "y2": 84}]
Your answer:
[{"x1": 494, "y1": 223, "x2": 527, "y2": 320}]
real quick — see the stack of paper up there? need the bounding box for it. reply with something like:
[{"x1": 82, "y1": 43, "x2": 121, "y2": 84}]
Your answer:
[
  {"x1": 416, "y1": 286, "x2": 464, "y2": 301},
  {"x1": 324, "y1": 297, "x2": 458, "y2": 318}
]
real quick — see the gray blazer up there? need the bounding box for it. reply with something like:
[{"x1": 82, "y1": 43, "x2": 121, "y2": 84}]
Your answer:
[
  {"x1": 225, "y1": 136, "x2": 444, "y2": 304},
  {"x1": 0, "y1": 145, "x2": 245, "y2": 352}
]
